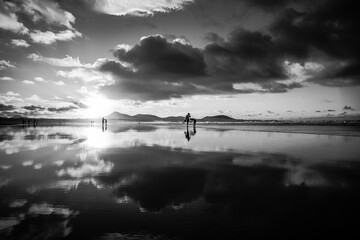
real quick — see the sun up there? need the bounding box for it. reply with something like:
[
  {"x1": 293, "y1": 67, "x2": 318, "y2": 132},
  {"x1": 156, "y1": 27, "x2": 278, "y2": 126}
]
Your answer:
[{"x1": 83, "y1": 96, "x2": 113, "y2": 119}]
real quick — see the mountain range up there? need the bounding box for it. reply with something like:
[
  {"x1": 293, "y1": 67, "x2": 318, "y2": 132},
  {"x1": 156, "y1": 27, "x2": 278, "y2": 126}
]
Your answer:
[{"x1": 106, "y1": 111, "x2": 237, "y2": 122}]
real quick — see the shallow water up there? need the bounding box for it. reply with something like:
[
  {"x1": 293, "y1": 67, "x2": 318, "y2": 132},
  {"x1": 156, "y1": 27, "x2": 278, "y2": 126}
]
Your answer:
[{"x1": 1, "y1": 124, "x2": 360, "y2": 239}]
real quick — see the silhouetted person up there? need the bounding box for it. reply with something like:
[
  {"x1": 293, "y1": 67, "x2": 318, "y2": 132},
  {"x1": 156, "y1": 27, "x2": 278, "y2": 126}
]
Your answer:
[
  {"x1": 102, "y1": 117, "x2": 105, "y2": 126},
  {"x1": 184, "y1": 113, "x2": 191, "y2": 127},
  {"x1": 27, "y1": 119, "x2": 31, "y2": 127},
  {"x1": 33, "y1": 119, "x2": 37, "y2": 128},
  {"x1": 191, "y1": 118, "x2": 197, "y2": 127}
]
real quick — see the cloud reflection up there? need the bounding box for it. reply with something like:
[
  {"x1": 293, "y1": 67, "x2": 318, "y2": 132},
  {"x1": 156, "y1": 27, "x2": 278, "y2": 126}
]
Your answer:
[{"x1": 56, "y1": 157, "x2": 113, "y2": 178}]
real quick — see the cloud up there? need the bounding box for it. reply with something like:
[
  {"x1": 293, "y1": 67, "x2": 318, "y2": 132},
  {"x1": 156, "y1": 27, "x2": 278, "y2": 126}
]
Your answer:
[
  {"x1": 22, "y1": 160, "x2": 34, "y2": 166},
  {"x1": 86, "y1": 0, "x2": 193, "y2": 16},
  {"x1": 343, "y1": 105, "x2": 355, "y2": 111},
  {"x1": 28, "y1": 53, "x2": 90, "y2": 68},
  {"x1": 53, "y1": 80, "x2": 65, "y2": 86},
  {"x1": 29, "y1": 29, "x2": 82, "y2": 44},
  {"x1": 22, "y1": 0, "x2": 76, "y2": 29},
  {"x1": 0, "y1": 60, "x2": 16, "y2": 70},
  {"x1": 28, "y1": 203, "x2": 76, "y2": 217},
  {"x1": 113, "y1": 34, "x2": 206, "y2": 77},
  {"x1": 34, "y1": 77, "x2": 46, "y2": 82},
  {"x1": 0, "y1": 76, "x2": 14, "y2": 81},
  {"x1": 9, "y1": 199, "x2": 27, "y2": 208},
  {"x1": 22, "y1": 80, "x2": 35, "y2": 84},
  {"x1": 6, "y1": 91, "x2": 20, "y2": 96},
  {"x1": 57, "y1": 68, "x2": 114, "y2": 85},
  {"x1": 23, "y1": 105, "x2": 45, "y2": 111},
  {"x1": 99, "y1": 31, "x2": 304, "y2": 101},
  {"x1": 71, "y1": 100, "x2": 88, "y2": 109},
  {"x1": 11, "y1": 39, "x2": 30, "y2": 47},
  {"x1": 269, "y1": 1, "x2": 360, "y2": 86},
  {"x1": 26, "y1": 95, "x2": 42, "y2": 102},
  {"x1": 56, "y1": 158, "x2": 113, "y2": 178},
  {"x1": 1, "y1": 1, "x2": 82, "y2": 46},
  {"x1": 0, "y1": 103, "x2": 16, "y2": 111},
  {"x1": 99, "y1": 34, "x2": 211, "y2": 100},
  {"x1": 47, "y1": 105, "x2": 78, "y2": 113},
  {"x1": 205, "y1": 28, "x2": 286, "y2": 82},
  {"x1": 243, "y1": 0, "x2": 289, "y2": 10},
  {"x1": 0, "y1": 5, "x2": 29, "y2": 34}
]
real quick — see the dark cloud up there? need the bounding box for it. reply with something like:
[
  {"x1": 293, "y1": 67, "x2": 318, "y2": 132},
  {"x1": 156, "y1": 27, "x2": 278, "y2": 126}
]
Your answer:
[
  {"x1": 0, "y1": 103, "x2": 16, "y2": 111},
  {"x1": 22, "y1": 105, "x2": 45, "y2": 111},
  {"x1": 327, "y1": 109, "x2": 335, "y2": 112},
  {"x1": 205, "y1": 28, "x2": 286, "y2": 81},
  {"x1": 100, "y1": 30, "x2": 300, "y2": 101},
  {"x1": 243, "y1": 0, "x2": 290, "y2": 10},
  {"x1": 203, "y1": 32, "x2": 224, "y2": 44},
  {"x1": 343, "y1": 105, "x2": 354, "y2": 111},
  {"x1": 99, "y1": 35, "x2": 213, "y2": 101},
  {"x1": 47, "y1": 105, "x2": 77, "y2": 113},
  {"x1": 95, "y1": 0, "x2": 359, "y2": 101},
  {"x1": 269, "y1": 0, "x2": 360, "y2": 86},
  {"x1": 113, "y1": 35, "x2": 206, "y2": 77}
]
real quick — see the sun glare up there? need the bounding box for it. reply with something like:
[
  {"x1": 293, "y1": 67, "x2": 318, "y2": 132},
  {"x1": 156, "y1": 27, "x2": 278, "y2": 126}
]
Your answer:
[{"x1": 84, "y1": 96, "x2": 113, "y2": 119}]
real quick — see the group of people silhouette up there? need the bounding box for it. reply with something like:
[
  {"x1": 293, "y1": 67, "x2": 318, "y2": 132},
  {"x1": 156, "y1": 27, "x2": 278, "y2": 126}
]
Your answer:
[{"x1": 184, "y1": 113, "x2": 196, "y2": 141}]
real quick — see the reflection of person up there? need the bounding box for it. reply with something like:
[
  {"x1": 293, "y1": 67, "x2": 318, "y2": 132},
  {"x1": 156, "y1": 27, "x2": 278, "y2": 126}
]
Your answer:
[
  {"x1": 191, "y1": 125, "x2": 196, "y2": 135},
  {"x1": 184, "y1": 127, "x2": 191, "y2": 141},
  {"x1": 184, "y1": 124, "x2": 197, "y2": 141}
]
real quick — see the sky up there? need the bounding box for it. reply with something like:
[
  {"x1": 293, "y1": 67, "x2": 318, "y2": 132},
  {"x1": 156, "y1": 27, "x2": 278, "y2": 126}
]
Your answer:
[{"x1": 0, "y1": 0, "x2": 359, "y2": 119}]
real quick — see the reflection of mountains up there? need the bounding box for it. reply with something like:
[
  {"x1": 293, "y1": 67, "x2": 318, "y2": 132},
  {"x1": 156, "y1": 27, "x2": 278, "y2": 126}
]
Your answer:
[{"x1": 109, "y1": 125, "x2": 158, "y2": 133}]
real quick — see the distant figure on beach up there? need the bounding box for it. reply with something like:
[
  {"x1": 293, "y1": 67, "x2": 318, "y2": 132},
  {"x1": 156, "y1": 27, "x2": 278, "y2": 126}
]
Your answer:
[
  {"x1": 102, "y1": 117, "x2": 108, "y2": 131},
  {"x1": 184, "y1": 113, "x2": 197, "y2": 127},
  {"x1": 184, "y1": 113, "x2": 191, "y2": 127},
  {"x1": 191, "y1": 118, "x2": 197, "y2": 127}
]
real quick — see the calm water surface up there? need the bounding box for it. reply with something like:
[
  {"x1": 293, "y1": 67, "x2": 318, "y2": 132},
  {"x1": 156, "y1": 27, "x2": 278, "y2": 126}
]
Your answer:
[{"x1": 1, "y1": 124, "x2": 360, "y2": 239}]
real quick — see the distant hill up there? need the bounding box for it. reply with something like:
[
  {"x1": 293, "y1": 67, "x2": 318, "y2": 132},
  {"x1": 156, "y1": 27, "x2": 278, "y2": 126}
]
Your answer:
[
  {"x1": 106, "y1": 111, "x2": 238, "y2": 122},
  {"x1": 162, "y1": 116, "x2": 184, "y2": 122},
  {"x1": 107, "y1": 112, "x2": 169, "y2": 122},
  {"x1": 200, "y1": 115, "x2": 236, "y2": 122},
  {"x1": 107, "y1": 112, "x2": 133, "y2": 120},
  {"x1": 132, "y1": 114, "x2": 162, "y2": 121}
]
